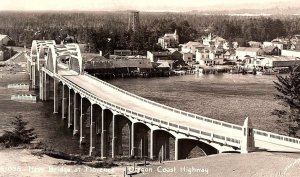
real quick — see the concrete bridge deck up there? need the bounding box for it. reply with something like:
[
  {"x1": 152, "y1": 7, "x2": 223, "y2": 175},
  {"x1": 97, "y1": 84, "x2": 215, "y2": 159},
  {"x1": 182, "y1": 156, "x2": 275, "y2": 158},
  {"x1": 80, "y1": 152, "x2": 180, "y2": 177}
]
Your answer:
[{"x1": 58, "y1": 69, "x2": 300, "y2": 152}]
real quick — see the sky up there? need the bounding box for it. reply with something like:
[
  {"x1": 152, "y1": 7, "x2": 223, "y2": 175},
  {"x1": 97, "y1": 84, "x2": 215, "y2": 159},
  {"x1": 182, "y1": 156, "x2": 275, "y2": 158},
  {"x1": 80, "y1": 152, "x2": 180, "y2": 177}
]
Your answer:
[{"x1": 0, "y1": 0, "x2": 298, "y2": 12}]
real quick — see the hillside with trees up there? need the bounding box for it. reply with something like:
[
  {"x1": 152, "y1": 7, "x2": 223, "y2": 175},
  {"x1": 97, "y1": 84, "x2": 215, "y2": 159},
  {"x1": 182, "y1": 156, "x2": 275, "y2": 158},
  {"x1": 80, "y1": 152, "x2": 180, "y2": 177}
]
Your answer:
[{"x1": 1, "y1": 11, "x2": 300, "y2": 55}]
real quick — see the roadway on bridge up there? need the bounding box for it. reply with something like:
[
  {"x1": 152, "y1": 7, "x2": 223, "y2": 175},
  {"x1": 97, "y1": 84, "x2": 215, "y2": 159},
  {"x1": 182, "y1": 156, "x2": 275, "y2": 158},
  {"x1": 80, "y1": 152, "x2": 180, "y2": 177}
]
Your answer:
[{"x1": 58, "y1": 69, "x2": 300, "y2": 152}]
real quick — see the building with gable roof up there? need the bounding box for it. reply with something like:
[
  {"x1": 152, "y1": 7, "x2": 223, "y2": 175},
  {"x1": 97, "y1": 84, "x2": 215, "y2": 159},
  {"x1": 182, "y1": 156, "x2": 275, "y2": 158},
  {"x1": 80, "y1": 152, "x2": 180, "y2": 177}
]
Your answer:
[
  {"x1": 0, "y1": 35, "x2": 13, "y2": 46},
  {"x1": 235, "y1": 47, "x2": 264, "y2": 60},
  {"x1": 181, "y1": 41, "x2": 205, "y2": 55},
  {"x1": 157, "y1": 30, "x2": 179, "y2": 49}
]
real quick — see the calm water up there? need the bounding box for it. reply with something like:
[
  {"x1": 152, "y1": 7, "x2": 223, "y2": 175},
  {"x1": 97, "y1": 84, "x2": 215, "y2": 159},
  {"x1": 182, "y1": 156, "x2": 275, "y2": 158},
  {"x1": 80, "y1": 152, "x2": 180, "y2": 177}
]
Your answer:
[
  {"x1": 108, "y1": 74, "x2": 283, "y2": 133},
  {"x1": 0, "y1": 72, "x2": 285, "y2": 155}
]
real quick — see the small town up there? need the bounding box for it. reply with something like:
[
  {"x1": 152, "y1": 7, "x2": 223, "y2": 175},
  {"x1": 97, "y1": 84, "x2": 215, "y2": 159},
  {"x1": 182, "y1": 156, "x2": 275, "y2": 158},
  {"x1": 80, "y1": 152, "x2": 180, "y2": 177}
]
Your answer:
[{"x1": 1, "y1": 1, "x2": 300, "y2": 177}]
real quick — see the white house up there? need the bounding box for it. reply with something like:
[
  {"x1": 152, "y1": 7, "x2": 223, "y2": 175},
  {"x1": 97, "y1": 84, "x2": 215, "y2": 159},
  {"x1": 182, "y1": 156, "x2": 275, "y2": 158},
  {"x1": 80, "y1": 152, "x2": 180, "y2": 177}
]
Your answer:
[
  {"x1": 195, "y1": 49, "x2": 217, "y2": 65},
  {"x1": 181, "y1": 41, "x2": 205, "y2": 55},
  {"x1": 235, "y1": 47, "x2": 264, "y2": 60},
  {"x1": 0, "y1": 35, "x2": 12, "y2": 46},
  {"x1": 181, "y1": 52, "x2": 193, "y2": 62},
  {"x1": 158, "y1": 30, "x2": 179, "y2": 49},
  {"x1": 281, "y1": 50, "x2": 300, "y2": 58}
]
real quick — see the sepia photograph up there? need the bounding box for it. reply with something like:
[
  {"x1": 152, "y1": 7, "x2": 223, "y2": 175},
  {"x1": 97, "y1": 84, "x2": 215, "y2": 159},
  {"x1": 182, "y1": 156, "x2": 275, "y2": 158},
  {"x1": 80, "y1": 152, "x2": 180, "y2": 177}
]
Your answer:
[{"x1": 0, "y1": 0, "x2": 300, "y2": 176}]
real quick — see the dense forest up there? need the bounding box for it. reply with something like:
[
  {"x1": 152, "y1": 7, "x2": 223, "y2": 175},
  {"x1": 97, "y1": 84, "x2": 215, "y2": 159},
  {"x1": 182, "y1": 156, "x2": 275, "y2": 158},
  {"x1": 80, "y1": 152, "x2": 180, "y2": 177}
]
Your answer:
[{"x1": 1, "y1": 11, "x2": 300, "y2": 55}]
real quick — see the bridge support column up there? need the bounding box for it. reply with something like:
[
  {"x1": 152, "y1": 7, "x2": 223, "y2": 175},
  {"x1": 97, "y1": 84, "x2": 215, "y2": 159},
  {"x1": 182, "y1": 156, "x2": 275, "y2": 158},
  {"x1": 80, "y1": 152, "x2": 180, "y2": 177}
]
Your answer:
[
  {"x1": 80, "y1": 98, "x2": 85, "y2": 144},
  {"x1": 53, "y1": 79, "x2": 59, "y2": 114},
  {"x1": 68, "y1": 89, "x2": 74, "y2": 128},
  {"x1": 43, "y1": 73, "x2": 49, "y2": 101},
  {"x1": 131, "y1": 122, "x2": 135, "y2": 157},
  {"x1": 31, "y1": 64, "x2": 36, "y2": 88},
  {"x1": 73, "y1": 93, "x2": 79, "y2": 135},
  {"x1": 62, "y1": 85, "x2": 68, "y2": 119},
  {"x1": 101, "y1": 109, "x2": 106, "y2": 158},
  {"x1": 89, "y1": 104, "x2": 96, "y2": 156},
  {"x1": 112, "y1": 114, "x2": 116, "y2": 158},
  {"x1": 39, "y1": 70, "x2": 44, "y2": 100},
  {"x1": 150, "y1": 129, "x2": 154, "y2": 159},
  {"x1": 175, "y1": 138, "x2": 179, "y2": 160}
]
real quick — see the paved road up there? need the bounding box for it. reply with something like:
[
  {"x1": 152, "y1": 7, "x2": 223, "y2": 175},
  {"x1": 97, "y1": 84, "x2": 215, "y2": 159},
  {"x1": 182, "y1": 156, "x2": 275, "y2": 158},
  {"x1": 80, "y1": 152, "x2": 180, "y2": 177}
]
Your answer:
[{"x1": 58, "y1": 69, "x2": 300, "y2": 152}]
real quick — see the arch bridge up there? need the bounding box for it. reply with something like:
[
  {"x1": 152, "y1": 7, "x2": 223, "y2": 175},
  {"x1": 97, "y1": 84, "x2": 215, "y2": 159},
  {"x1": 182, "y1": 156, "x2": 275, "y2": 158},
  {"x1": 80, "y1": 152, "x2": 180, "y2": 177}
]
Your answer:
[{"x1": 26, "y1": 40, "x2": 300, "y2": 160}]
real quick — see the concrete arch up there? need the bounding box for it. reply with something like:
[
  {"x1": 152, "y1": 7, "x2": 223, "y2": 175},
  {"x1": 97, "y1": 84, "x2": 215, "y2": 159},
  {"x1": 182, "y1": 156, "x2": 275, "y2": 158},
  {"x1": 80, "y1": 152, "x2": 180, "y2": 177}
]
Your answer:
[
  {"x1": 177, "y1": 138, "x2": 218, "y2": 160},
  {"x1": 46, "y1": 45, "x2": 57, "y2": 73},
  {"x1": 114, "y1": 114, "x2": 132, "y2": 157},
  {"x1": 79, "y1": 97, "x2": 92, "y2": 145},
  {"x1": 152, "y1": 129, "x2": 176, "y2": 161},
  {"x1": 31, "y1": 40, "x2": 56, "y2": 69},
  {"x1": 134, "y1": 122, "x2": 151, "y2": 158}
]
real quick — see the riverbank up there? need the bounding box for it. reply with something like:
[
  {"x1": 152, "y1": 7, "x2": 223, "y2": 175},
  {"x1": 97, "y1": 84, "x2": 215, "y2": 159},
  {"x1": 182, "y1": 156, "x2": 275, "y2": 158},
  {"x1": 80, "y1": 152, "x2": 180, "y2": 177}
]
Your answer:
[
  {"x1": 0, "y1": 147, "x2": 299, "y2": 177},
  {"x1": 0, "y1": 148, "x2": 126, "y2": 177},
  {"x1": 136, "y1": 151, "x2": 300, "y2": 177}
]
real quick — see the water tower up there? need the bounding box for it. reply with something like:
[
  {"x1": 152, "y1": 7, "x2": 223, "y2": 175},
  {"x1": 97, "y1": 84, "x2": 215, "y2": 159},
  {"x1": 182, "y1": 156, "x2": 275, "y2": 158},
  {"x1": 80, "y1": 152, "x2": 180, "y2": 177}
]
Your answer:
[{"x1": 128, "y1": 11, "x2": 140, "y2": 32}]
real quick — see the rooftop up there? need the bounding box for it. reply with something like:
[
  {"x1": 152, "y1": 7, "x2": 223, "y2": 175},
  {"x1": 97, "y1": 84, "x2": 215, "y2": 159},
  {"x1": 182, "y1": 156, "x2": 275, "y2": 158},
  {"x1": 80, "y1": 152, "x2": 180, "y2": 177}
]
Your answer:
[
  {"x1": 236, "y1": 47, "x2": 262, "y2": 52},
  {"x1": 0, "y1": 34, "x2": 12, "y2": 41}
]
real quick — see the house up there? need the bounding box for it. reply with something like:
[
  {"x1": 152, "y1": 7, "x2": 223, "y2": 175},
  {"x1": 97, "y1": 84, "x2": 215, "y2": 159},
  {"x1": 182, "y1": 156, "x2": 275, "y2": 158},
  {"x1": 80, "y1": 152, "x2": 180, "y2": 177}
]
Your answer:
[
  {"x1": 259, "y1": 56, "x2": 300, "y2": 68},
  {"x1": 181, "y1": 52, "x2": 193, "y2": 62},
  {"x1": 114, "y1": 50, "x2": 132, "y2": 56},
  {"x1": 281, "y1": 50, "x2": 300, "y2": 58},
  {"x1": 0, "y1": 35, "x2": 13, "y2": 46},
  {"x1": 224, "y1": 51, "x2": 236, "y2": 60},
  {"x1": 213, "y1": 36, "x2": 226, "y2": 48},
  {"x1": 195, "y1": 49, "x2": 216, "y2": 65},
  {"x1": 181, "y1": 41, "x2": 205, "y2": 55},
  {"x1": 248, "y1": 41, "x2": 262, "y2": 48},
  {"x1": 235, "y1": 47, "x2": 264, "y2": 60},
  {"x1": 202, "y1": 33, "x2": 227, "y2": 48},
  {"x1": 263, "y1": 46, "x2": 281, "y2": 56},
  {"x1": 263, "y1": 41, "x2": 273, "y2": 48},
  {"x1": 147, "y1": 51, "x2": 173, "y2": 62},
  {"x1": 157, "y1": 30, "x2": 179, "y2": 49}
]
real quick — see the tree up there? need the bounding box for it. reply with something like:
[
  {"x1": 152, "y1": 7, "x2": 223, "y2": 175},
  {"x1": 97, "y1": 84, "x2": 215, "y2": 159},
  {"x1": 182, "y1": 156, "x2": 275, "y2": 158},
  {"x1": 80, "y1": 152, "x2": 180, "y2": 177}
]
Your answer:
[
  {"x1": 0, "y1": 115, "x2": 37, "y2": 147},
  {"x1": 273, "y1": 66, "x2": 300, "y2": 137}
]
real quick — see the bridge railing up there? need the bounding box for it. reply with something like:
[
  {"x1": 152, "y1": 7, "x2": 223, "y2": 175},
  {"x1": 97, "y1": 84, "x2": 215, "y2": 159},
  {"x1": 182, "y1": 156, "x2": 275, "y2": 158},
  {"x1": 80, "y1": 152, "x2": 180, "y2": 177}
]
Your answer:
[
  {"x1": 50, "y1": 69, "x2": 242, "y2": 148},
  {"x1": 83, "y1": 73, "x2": 300, "y2": 149},
  {"x1": 253, "y1": 129, "x2": 300, "y2": 149}
]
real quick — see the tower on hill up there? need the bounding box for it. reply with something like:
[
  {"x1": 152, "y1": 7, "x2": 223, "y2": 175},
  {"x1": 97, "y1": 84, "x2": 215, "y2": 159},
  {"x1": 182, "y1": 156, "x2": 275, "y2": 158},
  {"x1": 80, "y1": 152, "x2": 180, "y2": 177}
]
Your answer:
[{"x1": 128, "y1": 11, "x2": 140, "y2": 32}]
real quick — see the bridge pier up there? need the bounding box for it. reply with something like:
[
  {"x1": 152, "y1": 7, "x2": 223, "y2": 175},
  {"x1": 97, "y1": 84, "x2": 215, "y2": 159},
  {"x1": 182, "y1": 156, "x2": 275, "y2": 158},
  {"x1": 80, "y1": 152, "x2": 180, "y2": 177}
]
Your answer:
[
  {"x1": 39, "y1": 70, "x2": 44, "y2": 100},
  {"x1": 175, "y1": 138, "x2": 178, "y2": 160},
  {"x1": 150, "y1": 129, "x2": 154, "y2": 159},
  {"x1": 31, "y1": 64, "x2": 36, "y2": 88},
  {"x1": 101, "y1": 109, "x2": 107, "y2": 158},
  {"x1": 61, "y1": 85, "x2": 68, "y2": 119},
  {"x1": 73, "y1": 93, "x2": 80, "y2": 135},
  {"x1": 79, "y1": 97, "x2": 90, "y2": 144},
  {"x1": 43, "y1": 73, "x2": 50, "y2": 101},
  {"x1": 68, "y1": 89, "x2": 74, "y2": 128},
  {"x1": 131, "y1": 122, "x2": 135, "y2": 157},
  {"x1": 53, "y1": 79, "x2": 59, "y2": 114},
  {"x1": 89, "y1": 104, "x2": 96, "y2": 156},
  {"x1": 111, "y1": 114, "x2": 116, "y2": 158}
]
